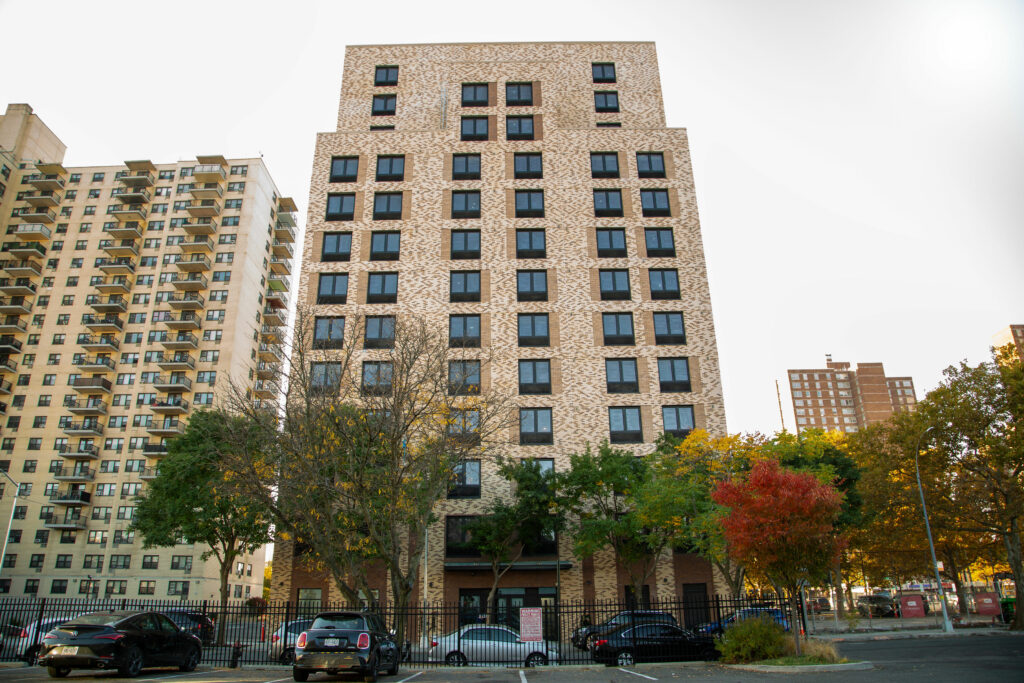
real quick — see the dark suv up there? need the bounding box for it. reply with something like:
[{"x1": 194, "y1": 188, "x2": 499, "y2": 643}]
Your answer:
[
  {"x1": 857, "y1": 595, "x2": 899, "y2": 618},
  {"x1": 571, "y1": 610, "x2": 677, "y2": 651},
  {"x1": 293, "y1": 611, "x2": 398, "y2": 682}
]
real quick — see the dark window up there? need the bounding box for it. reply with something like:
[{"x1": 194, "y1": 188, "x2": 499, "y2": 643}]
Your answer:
[
  {"x1": 641, "y1": 189, "x2": 671, "y2": 217},
  {"x1": 514, "y1": 190, "x2": 544, "y2": 218},
  {"x1": 450, "y1": 230, "x2": 480, "y2": 259},
  {"x1": 516, "y1": 270, "x2": 548, "y2": 301},
  {"x1": 310, "y1": 362, "x2": 342, "y2": 390},
  {"x1": 375, "y1": 66, "x2": 398, "y2": 86},
  {"x1": 445, "y1": 516, "x2": 480, "y2": 557},
  {"x1": 516, "y1": 229, "x2": 546, "y2": 258},
  {"x1": 370, "y1": 125, "x2": 394, "y2": 131},
  {"x1": 316, "y1": 273, "x2": 348, "y2": 304},
  {"x1": 448, "y1": 360, "x2": 481, "y2": 395},
  {"x1": 599, "y1": 269, "x2": 631, "y2": 300},
  {"x1": 376, "y1": 155, "x2": 405, "y2": 181},
  {"x1": 518, "y1": 359, "x2": 551, "y2": 395},
  {"x1": 452, "y1": 154, "x2": 481, "y2": 180},
  {"x1": 663, "y1": 405, "x2": 695, "y2": 438},
  {"x1": 451, "y1": 191, "x2": 481, "y2": 219},
  {"x1": 518, "y1": 313, "x2": 549, "y2": 347},
  {"x1": 649, "y1": 269, "x2": 680, "y2": 299},
  {"x1": 326, "y1": 193, "x2": 355, "y2": 221},
  {"x1": 602, "y1": 312, "x2": 634, "y2": 345},
  {"x1": 506, "y1": 82, "x2": 533, "y2": 106},
  {"x1": 513, "y1": 153, "x2": 543, "y2": 179},
  {"x1": 321, "y1": 232, "x2": 352, "y2": 261},
  {"x1": 369, "y1": 232, "x2": 401, "y2": 260},
  {"x1": 461, "y1": 83, "x2": 489, "y2": 107},
  {"x1": 609, "y1": 406, "x2": 642, "y2": 443},
  {"x1": 591, "y1": 153, "x2": 620, "y2": 178},
  {"x1": 658, "y1": 357, "x2": 691, "y2": 392},
  {"x1": 450, "y1": 270, "x2": 481, "y2": 302},
  {"x1": 371, "y1": 94, "x2": 396, "y2": 116},
  {"x1": 449, "y1": 314, "x2": 481, "y2": 348},
  {"x1": 366, "y1": 273, "x2": 398, "y2": 303},
  {"x1": 653, "y1": 312, "x2": 686, "y2": 345},
  {"x1": 596, "y1": 121, "x2": 621, "y2": 128},
  {"x1": 596, "y1": 228, "x2": 627, "y2": 257},
  {"x1": 448, "y1": 461, "x2": 481, "y2": 499},
  {"x1": 506, "y1": 116, "x2": 534, "y2": 140},
  {"x1": 520, "y1": 408, "x2": 553, "y2": 444},
  {"x1": 312, "y1": 317, "x2": 345, "y2": 350},
  {"x1": 637, "y1": 152, "x2": 666, "y2": 178},
  {"x1": 606, "y1": 359, "x2": 639, "y2": 393},
  {"x1": 330, "y1": 157, "x2": 358, "y2": 183},
  {"x1": 364, "y1": 316, "x2": 395, "y2": 349},
  {"x1": 361, "y1": 361, "x2": 393, "y2": 395},
  {"x1": 594, "y1": 91, "x2": 620, "y2": 112},
  {"x1": 373, "y1": 192, "x2": 403, "y2": 220},
  {"x1": 593, "y1": 189, "x2": 623, "y2": 217},
  {"x1": 592, "y1": 62, "x2": 616, "y2": 83},
  {"x1": 644, "y1": 228, "x2": 675, "y2": 257},
  {"x1": 460, "y1": 117, "x2": 489, "y2": 141}
]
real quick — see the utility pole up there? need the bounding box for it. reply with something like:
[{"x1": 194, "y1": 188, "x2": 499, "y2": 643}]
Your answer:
[{"x1": 775, "y1": 380, "x2": 787, "y2": 431}]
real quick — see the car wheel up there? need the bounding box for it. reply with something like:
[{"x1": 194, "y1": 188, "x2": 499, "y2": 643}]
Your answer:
[
  {"x1": 616, "y1": 650, "x2": 635, "y2": 667},
  {"x1": 118, "y1": 646, "x2": 144, "y2": 677},
  {"x1": 525, "y1": 653, "x2": 548, "y2": 667},
  {"x1": 26, "y1": 645, "x2": 39, "y2": 664},
  {"x1": 280, "y1": 647, "x2": 295, "y2": 665},
  {"x1": 179, "y1": 645, "x2": 200, "y2": 672},
  {"x1": 292, "y1": 668, "x2": 309, "y2": 682},
  {"x1": 363, "y1": 658, "x2": 378, "y2": 682},
  {"x1": 386, "y1": 648, "x2": 399, "y2": 675},
  {"x1": 46, "y1": 667, "x2": 71, "y2": 679},
  {"x1": 445, "y1": 651, "x2": 468, "y2": 666}
]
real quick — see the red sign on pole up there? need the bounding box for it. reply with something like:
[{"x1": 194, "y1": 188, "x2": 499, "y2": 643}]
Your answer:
[
  {"x1": 975, "y1": 592, "x2": 1001, "y2": 616},
  {"x1": 520, "y1": 607, "x2": 543, "y2": 641},
  {"x1": 900, "y1": 594, "x2": 926, "y2": 618}
]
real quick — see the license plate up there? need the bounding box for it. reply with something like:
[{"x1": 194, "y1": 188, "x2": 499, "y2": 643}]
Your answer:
[
  {"x1": 58, "y1": 646, "x2": 78, "y2": 655},
  {"x1": 323, "y1": 638, "x2": 340, "y2": 647}
]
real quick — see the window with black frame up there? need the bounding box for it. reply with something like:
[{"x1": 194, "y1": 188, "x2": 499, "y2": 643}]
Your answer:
[
  {"x1": 518, "y1": 313, "x2": 549, "y2": 347},
  {"x1": 592, "y1": 62, "x2": 616, "y2": 83},
  {"x1": 451, "y1": 191, "x2": 481, "y2": 219},
  {"x1": 450, "y1": 230, "x2": 480, "y2": 259},
  {"x1": 644, "y1": 227, "x2": 675, "y2": 257},
  {"x1": 329, "y1": 157, "x2": 358, "y2": 183},
  {"x1": 321, "y1": 232, "x2": 351, "y2": 262},
  {"x1": 325, "y1": 193, "x2": 355, "y2": 221},
  {"x1": 518, "y1": 359, "x2": 551, "y2": 395},
  {"x1": 662, "y1": 405, "x2": 695, "y2": 438},
  {"x1": 452, "y1": 154, "x2": 481, "y2": 180},
  {"x1": 658, "y1": 357, "x2": 691, "y2": 392},
  {"x1": 594, "y1": 91, "x2": 620, "y2": 112},
  {"x1": 605, "y1": 358, "x2": 639, "y2": 393},
  {"x1": 366, "y1": 272, "x2": 398, "y2": 303},
  {"x1": 513, "y1": 153, "x2": 543, "y2": 179},
  {"x1": 653, "y1": 311, "x2": 686, "y2": 345},
  {"x1": 591, "y1": 152, "x2": 620, "y2": 178},
  {"x1": 448, "y1": 461, "x2": 481, "y2": 499},
  {"x1": 450, "y1": 270, "x2": 481, "y2": 302},
  {"x1": 449, "y1": 314, "x2": 481, "y2": 348},
  {"x1": 310, "y1": 362, "x2": 342, "y2": 391},
  {"x1": 369, "y1": 232, "x2": 401, "y2": 260},
  {"x1": 640, "y1": 189, "x2": 671, "y2": 217},
  {"x1": 448, "y1": 360, "x2": 481, "y2": 395},
  {"x1": 371, "y1": 94, "x2": 396, "y2": 116},
  {"x1": 375, "y1": 155, "x2": 405, "y2": 181},
  {"x1": 506, "y1": 116, "x2": 535, "y2": 140},
  {"x1": 364, "y1": 315, "x2": 395, "y2": 349},
  {"x1": 593, "y1": 189, "x2": 623, "y2": 217},
  {"x1": 461, "y1": 83, "x2": 489, "y2": 107},
  {"x1": 516, "y1": 270, "x2": 548, "y2": 301},
  {"x1": 636, "y1": 152, "x2": 666, "y2": 178},
  {"x1": 445, "y1": 516, "x2": 480, "y2": 556},
  {"x1": 520, "y1": 407, "x2": 553, "y2": 444},
  {"x1": 373, "y1": 192, "x2": 403, "y2": 220},
  {"x1": 514, "y1": 190, "x2": 544, "y2": 218},
  {"x1": 599, "y1": 269, "x2": 631, "y2": 300},
  {"x1": 596, "y1": 228, "x2": 627, "y2": 257},
  {"x1": 505, "y1": 82, "x2": 533, "y2": 106},
  {"x1": 361, "y1": 361, "x2": 393, "y2": 395},
  {"x1": 609, "y1": 406, "x2": 642, "y2": 443},
  {"x1": 516, "y1": 229, "x2": 546, "y2": 258},
  {"x1": 374, "y1": 66, "x2": 398, "y2": 86},
  {"x1": 312, "y1": 317, "x2": 345, "y2": 349},
  {"x1": 649, "y1": 268, "x2": 680, "y2": 299},
  {"x1": 460, "y1": 117, "x2": 489, "y2": 141},
  {"x1": 602, "y1": 312, "x2": 634, "y2": 345},
  {"x1": 316, "y1": 273, "x2": 348, "y2": 304}
]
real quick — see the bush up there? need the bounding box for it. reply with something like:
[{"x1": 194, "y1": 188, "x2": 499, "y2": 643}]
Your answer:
[
  {"x1": 782, "y1": 636, "x2": 842, "y2": 663},
  {"x1": 245, "y1": 596, "x2": 268, "y2": 615},
  {"x1": 716, "y1": 615, "x2": 787, "y2": 663}
]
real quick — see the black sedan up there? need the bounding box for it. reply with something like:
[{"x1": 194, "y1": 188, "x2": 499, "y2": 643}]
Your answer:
[
  {"x1": 36, "y1": 610, "x2": 202, "y2": 678},
  {"x1": 590, "y1": 623, "x2": 718, "y2": 667},
  {"x1": 293, "y1": 610, "x2": 399, "y2": 682},
  {"x1": 571, "y1": 610, "x2": 677, "y2": 650},
  {"x1": 162, "y1": 610, "x2": 215, "y2": 645}
]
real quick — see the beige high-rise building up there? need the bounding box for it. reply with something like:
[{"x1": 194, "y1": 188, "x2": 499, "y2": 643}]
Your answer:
[
  {"x1": 0, "y1": 103, "x2": 295, "y2": 600},
  {"x1": 787, "y1": 355, "x2": 916, "y2": 433},
  {"x1": 271, "y1": 42, "x2": 727, "y2": 610},
  {"x1": 992, "y1": 324, "x2": 1024, "y2": 362}
]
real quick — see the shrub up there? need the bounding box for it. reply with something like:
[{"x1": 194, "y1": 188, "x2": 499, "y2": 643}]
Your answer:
[
  {"x1": 716, "y1": 615, "x2": 787, "y2": 663},
  {"x1": 782, "y1": 636, "x2": 842, "y2": 663},
  {"x1": 245, "y1": 596, "x2": 268, "y2": 615}
]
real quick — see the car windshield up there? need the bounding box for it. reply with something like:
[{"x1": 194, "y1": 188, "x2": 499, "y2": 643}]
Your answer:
[
  {"x1": 312, "y1": 615, "x2": 364, "y2": 630},
  {"x1": 64, "y1": 613, "x2": 126, "y2": 626}
]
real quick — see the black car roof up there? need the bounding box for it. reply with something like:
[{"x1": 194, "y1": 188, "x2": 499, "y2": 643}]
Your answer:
[{"x1": 314, "y1": 611, "x2": 370, "y2": 618}]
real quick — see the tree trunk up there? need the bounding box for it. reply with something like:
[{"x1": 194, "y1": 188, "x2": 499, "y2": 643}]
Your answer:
[
  {"x1": 1003, "y1": 518, "x2": 1024, "y2": 631},
  {"x1": 790, "y1": 589, "x2": 802, "y2": 656},
  {"x1": 713, "y1": 559, "x2": 744, "y2": 597},
  {"x1": 833, "y1": 561, "x2": 846, "y2": 619},
  {"x1": 217, "y1": 559, "x2": 232, "y2": 646},
  {"x1": 943, "y1": 552, "x2": 968, "y2": 616}
]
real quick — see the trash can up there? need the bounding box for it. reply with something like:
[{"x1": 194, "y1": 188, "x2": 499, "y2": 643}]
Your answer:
[{"x1": 999, "y1": 597, "x2": 1016, "y2": 623}]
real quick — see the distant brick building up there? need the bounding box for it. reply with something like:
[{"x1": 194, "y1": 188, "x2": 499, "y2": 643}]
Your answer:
[{"x1": 992, "y1": 324, "x2": 1024, "y2": 362}]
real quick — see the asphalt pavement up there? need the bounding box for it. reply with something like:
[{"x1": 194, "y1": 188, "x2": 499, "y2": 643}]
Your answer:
[{"x1": 0, "y1": 633, "x2": 1018, "y2": 682}]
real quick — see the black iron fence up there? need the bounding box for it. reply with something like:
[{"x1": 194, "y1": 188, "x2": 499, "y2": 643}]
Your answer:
[{"x1": 0, "y1": 594, "x2": 798, "y2": 668}]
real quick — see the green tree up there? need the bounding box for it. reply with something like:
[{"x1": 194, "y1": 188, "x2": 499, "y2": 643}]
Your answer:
[
  {"x1": 132, "y1": 410, "x2": 272, "y2": 644},
  {"x1": 467, "y1": 459, "x2": 561, "y2": 622}
]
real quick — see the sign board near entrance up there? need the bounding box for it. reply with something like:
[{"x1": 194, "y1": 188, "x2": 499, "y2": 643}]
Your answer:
[{"x1": 520, "y1": 607, "x2": 543, "y2": 641}]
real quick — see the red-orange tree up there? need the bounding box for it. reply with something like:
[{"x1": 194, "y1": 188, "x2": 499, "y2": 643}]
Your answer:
[{"x1": 712, "y1": 461, "x2": 844, "y2": 655}]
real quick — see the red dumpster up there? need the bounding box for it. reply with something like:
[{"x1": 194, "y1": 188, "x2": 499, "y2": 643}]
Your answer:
[
  {"x1": 900, "y1": 594, "x2": 926, "y2": 618},
  {"x1": 974, "y1": 592, "x2": 1001, "y2": 616}
]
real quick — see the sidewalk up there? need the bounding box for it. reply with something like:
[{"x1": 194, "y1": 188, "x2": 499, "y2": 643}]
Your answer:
[{"x1": 814, "y1": 627, "x2": 1017, "y2": 642}]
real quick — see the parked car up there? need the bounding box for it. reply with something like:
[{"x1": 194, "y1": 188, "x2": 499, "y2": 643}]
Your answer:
[
  {"x1": 161, "y1": 610, "x2": 214, "y2": 645},
  {"x1": 857, "y1": 595, "x2": 899, "y2": 618},
  {"x1": 36, "y1": 610, "x2": 201, "y2": 678},
  {"x1": 11, "y1": 615, "x2": 84, "y2": 663},
  {"x1": 428, "y1": 624, "x2": 558, "y2": 667},
  {"x1": 811, "y1": 597, "x2": 832, "y2": 613},
  {"x1": 591, "y1": 623, "x2": 719, "y2": 667},
  {"x1": 693, "y1": 608, "x2": 790, "y2": 635},
  {"x1": 292, "y1": 611, "x2": 398, "y2": 682},
  {"x1": 269, "y1": 618, "x2": 314, "y2": 664},
  {"x1": 571, "y1": 610, "x2": 677, "y2": 650}
]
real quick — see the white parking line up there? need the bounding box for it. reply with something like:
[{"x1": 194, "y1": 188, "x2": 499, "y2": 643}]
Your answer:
[
  {"x1": 618, "y1": 668, "x2": 657, "y2": 680},
  {"x1": 261, "y1": 678, "x2": 293, "y2": 683},
  {"x1": 518, "y1": 670, "x2": 528, "y2": 683},
  {"x1": 397, "y1": 672, "x2": 423, "y2": 683}
]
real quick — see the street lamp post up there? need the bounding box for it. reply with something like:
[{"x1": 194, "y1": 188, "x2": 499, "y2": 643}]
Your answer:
[
  {"x1": 914, "y1": 426, "x2": 954, "y2": 633},
  {"x1": 0, "y1": 469, "x2": 21, "y2": 586}
]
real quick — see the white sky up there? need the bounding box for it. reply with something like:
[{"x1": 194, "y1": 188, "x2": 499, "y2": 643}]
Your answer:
[{"x1": 1, "y1": 0, "x2": 1020, "y2": 435}]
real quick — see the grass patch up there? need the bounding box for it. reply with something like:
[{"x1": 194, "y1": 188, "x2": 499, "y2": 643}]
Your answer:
[
  {"x1": 753, "y1": 637, "x2": 848, "y2": 665},
  {"x1": 758, "y1": 654, "x2": 845, "y2": 666}
]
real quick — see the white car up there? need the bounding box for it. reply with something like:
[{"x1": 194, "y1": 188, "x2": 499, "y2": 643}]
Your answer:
[{"x1": 428, "y1": 624, "x2": 558, "y2": 667}]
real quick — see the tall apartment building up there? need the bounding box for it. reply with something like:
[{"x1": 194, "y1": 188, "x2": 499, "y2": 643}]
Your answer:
[
  {"x1": 271, "y1": 42, "x2": 727, "y2": 611},
  {"x1": 992, "y1": 324, "x2": 1024, "y2": 362},
  {"x1": 0, "y1": 103, "x2": 296, "y2": 600},
  {"x1": 787, "y1": 355, "x2": 916, "y2": 433}
]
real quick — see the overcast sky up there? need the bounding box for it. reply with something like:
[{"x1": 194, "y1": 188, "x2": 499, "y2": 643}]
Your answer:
[{"x1": 1, "y1": 0, "x2": 1020, "y2": 435}]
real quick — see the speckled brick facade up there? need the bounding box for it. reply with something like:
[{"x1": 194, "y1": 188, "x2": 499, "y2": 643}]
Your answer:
[{"x1": 272, "y1": 42, "x2": 727, "y2": 606}]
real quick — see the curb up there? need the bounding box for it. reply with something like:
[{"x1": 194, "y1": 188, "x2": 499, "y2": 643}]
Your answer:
[
  {"x1": 826, "y1": 629, "x2": 1017, "y2": 642},
  {"x1": 725, "y1": 661, "x2": 874, "y2": 673}
]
